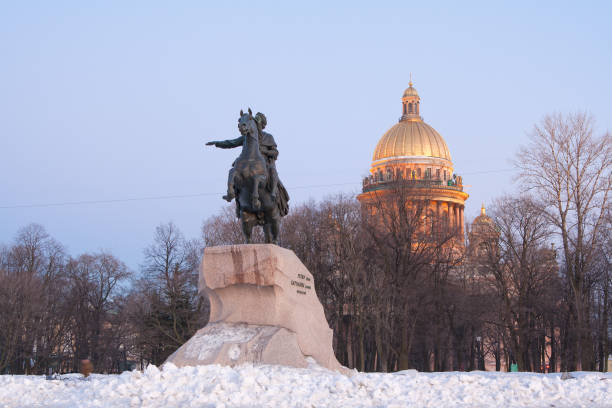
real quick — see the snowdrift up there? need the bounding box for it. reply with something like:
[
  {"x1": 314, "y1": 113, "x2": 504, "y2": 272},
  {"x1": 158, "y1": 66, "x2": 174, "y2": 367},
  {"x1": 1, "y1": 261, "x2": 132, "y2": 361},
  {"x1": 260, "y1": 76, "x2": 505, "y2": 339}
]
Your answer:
[{"x1": 1, "y1": 363, "x2": 610, "y2": 407}]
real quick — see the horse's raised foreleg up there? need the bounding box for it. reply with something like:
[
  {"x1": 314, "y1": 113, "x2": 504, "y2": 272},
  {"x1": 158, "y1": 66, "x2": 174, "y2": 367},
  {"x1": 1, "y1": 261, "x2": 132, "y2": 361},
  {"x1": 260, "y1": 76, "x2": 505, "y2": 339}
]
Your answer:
[{"x1": 251, "y1": 175, "x2": 266, "y2": 210}]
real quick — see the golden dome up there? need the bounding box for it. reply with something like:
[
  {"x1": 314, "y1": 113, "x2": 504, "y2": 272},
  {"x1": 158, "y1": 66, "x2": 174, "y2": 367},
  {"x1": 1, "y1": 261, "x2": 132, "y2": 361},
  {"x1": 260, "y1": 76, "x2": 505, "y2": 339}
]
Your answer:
[{"x1": 372, "y1": 119, "x2": 452, "y2": 162}]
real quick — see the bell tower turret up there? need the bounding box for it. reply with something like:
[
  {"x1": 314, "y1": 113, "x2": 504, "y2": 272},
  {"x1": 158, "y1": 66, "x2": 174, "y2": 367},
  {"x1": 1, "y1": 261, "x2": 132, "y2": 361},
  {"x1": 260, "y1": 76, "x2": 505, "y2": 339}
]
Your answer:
[{"x1": 400, "y1": 77, "x2": 421, "y2": 122}]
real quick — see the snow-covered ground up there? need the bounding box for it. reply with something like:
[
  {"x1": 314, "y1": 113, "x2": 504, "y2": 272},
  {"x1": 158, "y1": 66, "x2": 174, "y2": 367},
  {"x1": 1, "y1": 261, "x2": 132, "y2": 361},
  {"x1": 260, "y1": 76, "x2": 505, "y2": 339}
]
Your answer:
[{"x1": 1, "y1": 363, "x2": 611, "y2": 408}]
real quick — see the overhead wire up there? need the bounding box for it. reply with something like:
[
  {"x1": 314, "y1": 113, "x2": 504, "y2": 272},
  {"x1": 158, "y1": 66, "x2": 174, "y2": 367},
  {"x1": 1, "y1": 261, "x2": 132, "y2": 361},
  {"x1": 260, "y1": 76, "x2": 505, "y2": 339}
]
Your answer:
[
  {"x1": 0, "y1": 169, "x2": 515, "y2": 209},
  {"x1": 0, "y1": 182, "x2": 360, "y2": 209}
]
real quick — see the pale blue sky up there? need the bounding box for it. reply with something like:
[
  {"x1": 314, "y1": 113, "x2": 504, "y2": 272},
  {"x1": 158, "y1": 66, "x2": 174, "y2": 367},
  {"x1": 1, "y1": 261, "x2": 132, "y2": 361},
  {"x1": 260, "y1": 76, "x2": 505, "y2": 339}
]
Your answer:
[{"x1": 1, "y1": 1, "x2": 611, "y2": 268}]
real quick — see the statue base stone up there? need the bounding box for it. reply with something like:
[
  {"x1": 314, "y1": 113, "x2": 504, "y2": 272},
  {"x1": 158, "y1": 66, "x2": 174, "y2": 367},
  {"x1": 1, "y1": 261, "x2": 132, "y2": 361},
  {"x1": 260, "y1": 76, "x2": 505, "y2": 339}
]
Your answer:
[
  {"x1": 165, "y1": 322, "x2": 309, "y2": 368},
  {"x1": 164, "y1": 244, "x2": 348, "y2": 374}
]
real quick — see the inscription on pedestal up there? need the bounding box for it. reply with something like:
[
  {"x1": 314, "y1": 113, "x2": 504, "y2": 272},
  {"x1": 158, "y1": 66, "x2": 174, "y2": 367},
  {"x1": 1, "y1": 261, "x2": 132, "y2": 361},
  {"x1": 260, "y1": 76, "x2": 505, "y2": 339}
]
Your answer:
[{"x1": 291, "y1": 273, "x2": 312, "y2": 295}]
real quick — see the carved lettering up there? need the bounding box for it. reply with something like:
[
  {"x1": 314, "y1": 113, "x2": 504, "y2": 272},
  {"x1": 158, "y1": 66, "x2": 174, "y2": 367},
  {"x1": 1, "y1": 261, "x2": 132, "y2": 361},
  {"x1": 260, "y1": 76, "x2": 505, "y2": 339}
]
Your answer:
[
  {"x1": 292, "y1": 275, "x2": 312, "y2": 295},
  {"x1": 291, "y1": 280, "x2": 305, "y2": 288}
]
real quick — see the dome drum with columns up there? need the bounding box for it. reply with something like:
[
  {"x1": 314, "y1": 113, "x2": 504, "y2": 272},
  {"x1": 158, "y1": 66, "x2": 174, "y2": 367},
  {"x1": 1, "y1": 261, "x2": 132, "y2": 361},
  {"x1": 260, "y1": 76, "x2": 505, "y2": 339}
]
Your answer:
[{"x1": 358, "y1": 81, "x2": 469, "y2": 234}]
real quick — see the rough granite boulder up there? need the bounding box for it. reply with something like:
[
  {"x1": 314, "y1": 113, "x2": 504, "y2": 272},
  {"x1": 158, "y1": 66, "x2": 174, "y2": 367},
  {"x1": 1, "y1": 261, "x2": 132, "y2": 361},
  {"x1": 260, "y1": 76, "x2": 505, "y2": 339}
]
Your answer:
[
  {"x1": 165, "y1": 244, "x2": 346, "y2": 374},
  {"x1": 164, "y1": 322, "x2": 308, "y2": 368}
]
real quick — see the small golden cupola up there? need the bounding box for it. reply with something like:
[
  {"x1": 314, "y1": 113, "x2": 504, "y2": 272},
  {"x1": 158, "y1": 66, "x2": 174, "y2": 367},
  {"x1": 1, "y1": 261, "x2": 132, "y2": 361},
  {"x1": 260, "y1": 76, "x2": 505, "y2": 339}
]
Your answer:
[
  {"x1": 473, "y1": 203, "x2": 494, "y2": 229},
  {"x1": 401, "y1": 80, "x2": 421, "y2": 121},
  {"x1": 470, "y1": 203, "x2": 498, "y2": 247}
]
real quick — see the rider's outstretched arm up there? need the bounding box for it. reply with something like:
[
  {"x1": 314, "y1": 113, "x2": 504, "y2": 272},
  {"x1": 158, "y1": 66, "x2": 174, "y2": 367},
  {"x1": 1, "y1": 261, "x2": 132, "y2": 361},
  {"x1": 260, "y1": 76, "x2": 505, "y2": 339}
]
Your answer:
[{"x1": 206, "y1": 136, "x2": 243, "y2": 149}]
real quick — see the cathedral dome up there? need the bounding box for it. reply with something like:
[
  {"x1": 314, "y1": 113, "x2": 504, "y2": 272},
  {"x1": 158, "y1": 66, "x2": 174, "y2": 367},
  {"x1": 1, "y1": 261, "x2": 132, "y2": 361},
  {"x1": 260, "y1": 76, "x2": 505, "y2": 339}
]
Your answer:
[
  {"x1": 372, "y1": 119, "x2": 452, "y2": 163},
  {"x1": 372, "y1": 82, "x2": 452, "y2": 164},
  {"x1": 359, "y1": 80, "x2": 469, "y2": 235}
]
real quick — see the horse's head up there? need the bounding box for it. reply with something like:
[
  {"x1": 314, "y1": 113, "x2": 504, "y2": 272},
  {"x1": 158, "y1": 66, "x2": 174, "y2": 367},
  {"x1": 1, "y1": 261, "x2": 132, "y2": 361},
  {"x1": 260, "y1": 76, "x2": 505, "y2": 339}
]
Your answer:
[{"x1": 238, "y1": 108, "x2": 259, "y2": 139}]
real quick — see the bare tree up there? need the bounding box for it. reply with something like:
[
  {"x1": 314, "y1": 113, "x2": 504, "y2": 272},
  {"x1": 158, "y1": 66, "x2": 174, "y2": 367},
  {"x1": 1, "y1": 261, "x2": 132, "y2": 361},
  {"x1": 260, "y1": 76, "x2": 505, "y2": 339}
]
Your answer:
[
  {"x1": 66, "y1": 252, "x2": 130, "y2": 372},
  {"x1": 479, "y1": 196, "x2": 561, "y2": 371},
  {"x1": 592, "y1": 209, "x2": 611, "y2": 371},
  {"x1": 0, "y1": 244, "x2": 39, "y2": 373},
  {"x1": 0, "y1": 224, "x2": 67, "y2": 374},
  {"x1": 132, "y1": 222, "x2": 205, "y2": 365},
  {"x1": 516, "y1": 112, "x2": 611, "y2": 370}
]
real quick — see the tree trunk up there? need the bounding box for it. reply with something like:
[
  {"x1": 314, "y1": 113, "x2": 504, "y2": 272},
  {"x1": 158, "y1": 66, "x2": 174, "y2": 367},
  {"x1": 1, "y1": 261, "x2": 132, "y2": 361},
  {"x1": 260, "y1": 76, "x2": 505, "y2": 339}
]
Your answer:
[{"x1": 602, "y1": 278, "x2": 609, "y2": 372}]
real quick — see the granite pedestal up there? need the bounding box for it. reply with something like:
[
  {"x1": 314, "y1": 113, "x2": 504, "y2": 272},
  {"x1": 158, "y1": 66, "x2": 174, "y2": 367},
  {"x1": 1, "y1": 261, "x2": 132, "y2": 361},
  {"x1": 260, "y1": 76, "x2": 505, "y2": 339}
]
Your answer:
[{"x1": 165, "y1": 244, "x2": 346, "y2": 373}]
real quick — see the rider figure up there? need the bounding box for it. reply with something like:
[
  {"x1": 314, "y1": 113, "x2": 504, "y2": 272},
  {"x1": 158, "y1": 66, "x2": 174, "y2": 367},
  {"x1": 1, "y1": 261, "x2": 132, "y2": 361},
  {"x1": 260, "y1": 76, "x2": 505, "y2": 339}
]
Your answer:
[{"x1": 206, "y1": 112, "x2": 279, "y2": 203}]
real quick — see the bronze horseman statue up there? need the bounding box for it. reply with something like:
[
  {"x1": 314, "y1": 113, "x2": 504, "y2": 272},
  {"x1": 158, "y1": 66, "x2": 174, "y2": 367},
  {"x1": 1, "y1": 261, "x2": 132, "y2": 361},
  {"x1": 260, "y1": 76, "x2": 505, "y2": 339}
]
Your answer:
[{"x1": 206, "y1": 109, "x2": 289, "y2": 244}]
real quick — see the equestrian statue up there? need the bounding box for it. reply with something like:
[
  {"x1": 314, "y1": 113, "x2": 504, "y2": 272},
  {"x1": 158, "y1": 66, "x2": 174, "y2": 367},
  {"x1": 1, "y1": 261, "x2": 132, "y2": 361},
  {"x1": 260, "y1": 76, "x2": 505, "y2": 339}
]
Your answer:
[{"x1": 206, "y1": 109, "x2": 289, "y2": 244}]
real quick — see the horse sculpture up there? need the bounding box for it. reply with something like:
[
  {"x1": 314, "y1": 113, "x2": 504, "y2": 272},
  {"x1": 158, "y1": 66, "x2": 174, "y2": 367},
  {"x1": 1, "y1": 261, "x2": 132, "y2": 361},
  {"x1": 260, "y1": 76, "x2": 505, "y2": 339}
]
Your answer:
[{"x1": 232, "y1": 109, "x2": 281, "y2": 244}]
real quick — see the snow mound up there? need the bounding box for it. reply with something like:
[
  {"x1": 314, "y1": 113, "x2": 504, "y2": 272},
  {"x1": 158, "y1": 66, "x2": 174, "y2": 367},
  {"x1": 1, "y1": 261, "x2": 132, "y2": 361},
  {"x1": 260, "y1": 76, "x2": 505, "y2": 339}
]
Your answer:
[{"x1": 1, "y1": 365, "x2": 610, "y2": 407}]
